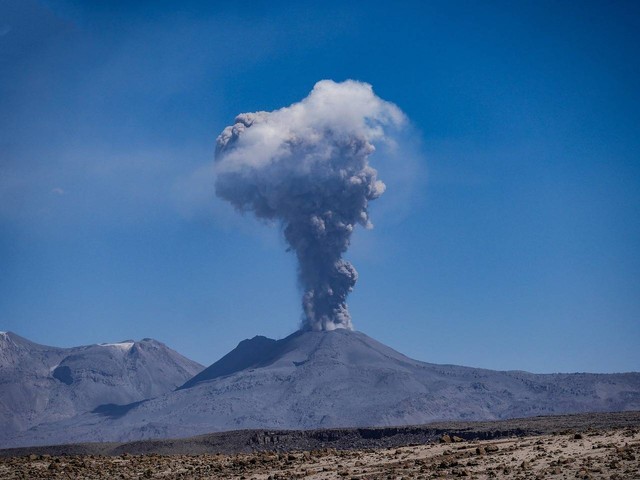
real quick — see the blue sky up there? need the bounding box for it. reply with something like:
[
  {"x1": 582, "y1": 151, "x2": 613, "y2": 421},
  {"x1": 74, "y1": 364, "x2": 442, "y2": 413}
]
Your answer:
[{"x1": 1, "y1": 0, "x2": 638, "y2": 373}]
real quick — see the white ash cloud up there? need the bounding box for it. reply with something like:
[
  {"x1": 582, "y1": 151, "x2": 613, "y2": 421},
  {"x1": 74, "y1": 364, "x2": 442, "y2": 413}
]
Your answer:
[{"x1": 214, "y1": 80, "x2": 406, "y2": 331}]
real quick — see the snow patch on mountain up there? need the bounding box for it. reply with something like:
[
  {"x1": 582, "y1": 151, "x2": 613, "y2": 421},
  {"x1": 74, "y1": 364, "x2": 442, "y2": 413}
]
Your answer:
[{"x1": 99, "y1": 341, "x2": 135, "y2": 351}]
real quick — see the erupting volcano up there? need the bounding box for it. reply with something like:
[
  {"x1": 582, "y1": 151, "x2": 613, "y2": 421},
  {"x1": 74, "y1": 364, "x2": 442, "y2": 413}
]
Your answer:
[{"x1": 214, "y1": 80, "x2": 404, "y2": 331}]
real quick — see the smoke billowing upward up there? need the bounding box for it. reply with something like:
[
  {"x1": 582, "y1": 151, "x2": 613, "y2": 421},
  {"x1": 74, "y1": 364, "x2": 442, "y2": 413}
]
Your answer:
[{"x1": 214, "y1": 80, "x2": 405, "y2": 331}]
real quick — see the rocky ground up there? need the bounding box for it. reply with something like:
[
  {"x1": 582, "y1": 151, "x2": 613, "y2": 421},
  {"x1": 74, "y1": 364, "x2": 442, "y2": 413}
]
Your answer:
[{"x1": 1, "y1": 420, "x2": 638, "y2": 479}]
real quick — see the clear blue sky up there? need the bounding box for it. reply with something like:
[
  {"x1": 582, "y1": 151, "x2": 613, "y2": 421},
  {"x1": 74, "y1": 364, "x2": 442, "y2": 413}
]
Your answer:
[{"x1": 1, "y1": 0, "x2": 638, "y2": 373}]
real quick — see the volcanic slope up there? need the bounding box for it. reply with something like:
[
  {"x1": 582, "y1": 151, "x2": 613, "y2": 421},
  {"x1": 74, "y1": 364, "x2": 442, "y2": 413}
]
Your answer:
[
  {"x1": 0, "y1": 331, "x2": 203, "y2": 446},
  {"x1": 5, "y1": 329, "x2": 640, "y2": 447}
]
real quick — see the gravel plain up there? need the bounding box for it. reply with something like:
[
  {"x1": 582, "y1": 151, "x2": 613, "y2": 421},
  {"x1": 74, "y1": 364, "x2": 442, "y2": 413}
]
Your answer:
[{"x1": 1, "y1": 412, "x2": 639, "y2": 479}]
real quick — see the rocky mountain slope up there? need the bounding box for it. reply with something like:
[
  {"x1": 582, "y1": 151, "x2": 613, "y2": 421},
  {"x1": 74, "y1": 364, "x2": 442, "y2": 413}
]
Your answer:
[
  {"x1": 0, "y1": 331, "x2": 203, "y2": 446},
  {"x1": 4, "y1": 328, "x2": 639, "y2": 448}
]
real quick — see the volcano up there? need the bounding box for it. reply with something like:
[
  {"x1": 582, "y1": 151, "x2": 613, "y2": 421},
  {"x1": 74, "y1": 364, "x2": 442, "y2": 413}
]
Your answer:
[{"x1": 4, "y1": 328, "x2": 639, "y2": 448}]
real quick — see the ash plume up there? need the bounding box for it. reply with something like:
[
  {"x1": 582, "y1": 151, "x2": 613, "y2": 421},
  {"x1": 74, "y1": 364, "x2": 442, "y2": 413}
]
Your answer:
[{"x1": 214, "y1": 80, "x2": 406, "y2": 331}]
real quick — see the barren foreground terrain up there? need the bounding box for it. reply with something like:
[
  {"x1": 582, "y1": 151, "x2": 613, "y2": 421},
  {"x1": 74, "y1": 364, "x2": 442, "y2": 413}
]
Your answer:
[{"x1": 1, "y1": 412, "x2": 638, "y2": 479}]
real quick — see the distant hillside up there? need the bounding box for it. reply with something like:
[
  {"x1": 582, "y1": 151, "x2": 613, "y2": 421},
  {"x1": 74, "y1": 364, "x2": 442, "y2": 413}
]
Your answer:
[{"x1": 0, "y1": 331, "x2": 203, "y2": 446}]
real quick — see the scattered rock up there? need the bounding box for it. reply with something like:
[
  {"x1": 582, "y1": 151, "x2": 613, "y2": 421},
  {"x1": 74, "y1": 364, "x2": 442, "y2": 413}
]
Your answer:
[
  {"x1": 452, "y1": 467, "x2": 469, "y2": 476},
  {"x1": 575, "y1": 468, "x2": 590, "y2": 479},
  {"x1": 1, "y1": 423, "x2": 639, "y2": 480}
]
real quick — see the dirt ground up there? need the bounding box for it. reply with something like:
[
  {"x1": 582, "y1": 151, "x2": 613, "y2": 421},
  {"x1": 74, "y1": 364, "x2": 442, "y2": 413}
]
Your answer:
[{"x1": 1, "y1": 426, "x2": 638, "y2": 479}]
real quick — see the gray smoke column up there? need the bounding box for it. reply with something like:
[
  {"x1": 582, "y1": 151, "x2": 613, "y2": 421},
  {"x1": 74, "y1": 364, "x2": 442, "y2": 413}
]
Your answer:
[{"x1": 215, "y1": 80, "x2": 406, "y2": 331}]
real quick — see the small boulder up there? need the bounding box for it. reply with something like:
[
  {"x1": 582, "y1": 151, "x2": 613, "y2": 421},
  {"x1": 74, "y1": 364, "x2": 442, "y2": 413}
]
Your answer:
[{"x1": 440, "y1": 434, "x2": 452, "y2": 444}]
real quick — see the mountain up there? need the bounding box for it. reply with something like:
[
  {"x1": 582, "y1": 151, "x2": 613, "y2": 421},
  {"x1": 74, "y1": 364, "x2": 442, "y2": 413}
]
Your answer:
[
  {"x1": 0, "y1": 331, "x2": 203, "y2": 446},
  {"x1": 4, "y1": 328, "x2": 639, "y2": 448}
]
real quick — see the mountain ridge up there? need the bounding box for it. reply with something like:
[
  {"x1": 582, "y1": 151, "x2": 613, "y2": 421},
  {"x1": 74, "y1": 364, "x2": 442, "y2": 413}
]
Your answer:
[
  {"x1": 4, "y1": 328, "x2": 638, "y2": 448},
  {"x1": 179, "y1": 334, "x2": 283, "y2": 389},
  {"x1": 0, "y1": 331, "x2": 203, "y2": 446}
]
